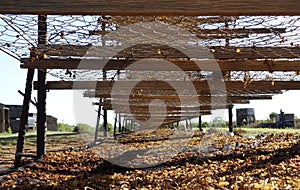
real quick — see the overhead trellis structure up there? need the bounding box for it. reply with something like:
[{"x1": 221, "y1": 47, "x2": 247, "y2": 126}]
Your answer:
[{"x1": 0, "y1": 0, "x2": 300, "y2": 166}]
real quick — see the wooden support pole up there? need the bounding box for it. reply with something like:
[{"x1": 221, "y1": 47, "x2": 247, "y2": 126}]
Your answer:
[
  {"x1": 198, "y1": 115, "x2": 203, "y2": 132},
  {"x1": 122, "y1": 118, "x2": 125, "y2": 133},
  {"x1": 228, "y1": 105, "x2": 233, "y2": 132},
  {"x1": 14, "y1": 69, "x2": 35, "y2": 167},
  {"x1": 36, "y1": 15, "x2": 47, "y2": 160},
  {"x1": 185, "y1": 120, "x2": 188, "y2": 130},
  {"x1": 94, "y1": 99, "x2": 102, "y2": 142},
  {"x1": 118, "y1": 114, "x2": 122, "y2": 133},
  {"x1": 36, "y1": 69, "x2": 47, "y2": 159},
  {"x1": 102, "y1": 70, "x2": 108, "y2": 137},
  {"x1": 113, "y1": 113, "x2": 117, "y2": 138},
  {"x1": 103, "y1": 108, "x2": 108, "y2": 137},
  {"x1": 18, "y1": 90, "x2": 37, "y2": 107}
]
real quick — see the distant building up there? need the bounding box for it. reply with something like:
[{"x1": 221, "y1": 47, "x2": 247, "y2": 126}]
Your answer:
[
  {"x1": 5, "y1": 105, "x2": 22, "y2": 133},
  {"x1": 0, "y1": 103, "x2": 58, "y2": 133},
  {"x1": 236, "y1": 108, "x2": 256, "y2": 127},
  {"x1": 46, "y1": 115, "x2": 58, "y2": 131},
  {"x1": 0, "y1": 103, "x2": 10, "y2": 133},
  {"x1": 276, "y1": 110, "x2": 295, "y2": 128}
]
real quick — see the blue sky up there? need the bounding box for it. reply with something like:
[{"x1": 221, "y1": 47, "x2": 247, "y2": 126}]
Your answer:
[{"x1": 1, "y1": 51, "x2": 300, "y2": 126}]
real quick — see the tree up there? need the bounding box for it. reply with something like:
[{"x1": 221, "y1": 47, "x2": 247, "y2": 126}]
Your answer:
[
  {"x1": 100, "y1": 123, "x2": 113, "y2": 132},
  {"x1": 269, "y1": 112, "x2": 277, "y2": 122}
]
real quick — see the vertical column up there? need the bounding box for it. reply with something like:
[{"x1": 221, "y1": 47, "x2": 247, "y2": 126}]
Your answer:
[
  {"x1": 94, "y1": 99, "x2": 102, "y2": 142},
  {"x1": 36, "y1": 15, "x2": 47, "y2": 159},
  {"x1": 103, "y1": 108, "x2": 108, "y2": 137},
  {"x1": 14, "y1": 69, "x2": 35, "y2": 166},
  {"x1": 228, "y1": 105, "x2": 233, "y2": 133},
  {"x1": 102, "y1": 70, "x2": 107, "y2": 137},
  {"x1": 113, "y1": 113, "x2": 117, "y2": 137},
  {"x1": 118, "y1": 114, "x2": 122, "y2": 133},
  {"x1": 198, "y1": 115, "x2": 203, "y2": 132}
]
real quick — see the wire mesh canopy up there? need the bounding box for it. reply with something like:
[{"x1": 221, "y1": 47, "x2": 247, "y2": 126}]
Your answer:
[{"x1": 2, "y1": 14, "x2": 300, "y2": 123}]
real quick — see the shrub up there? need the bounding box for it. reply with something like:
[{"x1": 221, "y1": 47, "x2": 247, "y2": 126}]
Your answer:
[
  {"x1": 74, "y1": 123, "x2": 94, "y2": 133},
  {"x1": 100, "y1": 123, "x2": 113, "y2": 132},
  {"x1": 57, "y1": 123, "x2": 75, "y2": 132},
  {"x1": 202, "y1": 122, "x2": 209, "y2": 128}
]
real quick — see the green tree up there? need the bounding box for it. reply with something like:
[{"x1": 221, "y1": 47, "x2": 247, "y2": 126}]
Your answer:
[
  {"x1": 74, "y1": 123, "x2": 94, "y2": 133},
  {"x1": 58, "y1": 123, "x2": 75, "y2": 132},
  {"x1": 100, "y1": 123, "x2": 113, "y2": 132},
  {"x1": 269, "y1": 112, "x2": 277, "y2": 122}
]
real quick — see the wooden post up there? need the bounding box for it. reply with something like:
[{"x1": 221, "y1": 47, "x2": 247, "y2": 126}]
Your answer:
[
  {"x1": 14, "y1": 69, "x2": 35, "y2": 166},
  {"x1": 94, "y1": 99, "x2": 102, "y2": 142},
  {"x1": 122, "y1": 119, "x2": 125, "y2": 132},
  {"x1": 228, "y1": 105, "x2": 233, "y2": 132},
  {"x1": 113, "y1": 113, "x2": 117, "y2": 137},
  {"x1": 102, "y1": 70, "x2": 107, "y2": 137},
  {"x1": 36, "y1": 15, "x2": 47, "y2": 159},
  {"x1": 198, "y1": 116, "x2": 203, "y2": 132},
  {"x1": 103, "y1": 108, "x2": 107, "y2": 136},
  {"x1": 118, "y1": 114, "x2": 122, "y2": 133}
]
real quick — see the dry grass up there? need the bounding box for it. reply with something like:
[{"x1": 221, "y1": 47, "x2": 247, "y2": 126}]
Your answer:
[{"x1": 0, "y1": 133, "x2": 85, "y2": 169}]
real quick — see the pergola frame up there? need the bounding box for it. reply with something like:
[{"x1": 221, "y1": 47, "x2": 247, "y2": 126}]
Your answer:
[{"x1": 0, "y1": 0, "x2": 297, "y2": 166}]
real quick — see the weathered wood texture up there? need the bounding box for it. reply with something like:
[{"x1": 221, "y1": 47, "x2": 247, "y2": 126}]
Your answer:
[
  {"x1": 85, "y1": 94, "x2": 272, "y2": 101},
  {"x1": 21, "y1": 59, "x2": 300, "y2": 72},
  {"x1": 34, "y1": 81, "x2": 300, "y2": 91},
  {"x1": 0, "y1": 0, "x2": 299, "y2": 15},
  {"x1": 89, "y1": 28, "x2": 286, "y2": 39},
  {"x1": 88, "y1": 89, "x2": 280, "y2": 97},
  {"x1": 37, "y1": 45, "x2": 300, "y2": 59}
]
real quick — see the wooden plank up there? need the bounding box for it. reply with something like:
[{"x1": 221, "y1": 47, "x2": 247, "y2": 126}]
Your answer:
[
  {"x1": 121, "y1": 114, "x2": 210, "y2": 118},
  {"x1": 34, "y1": 81, "x2": 300, "y2": 91},
  {"x1": 195, "y1": 28, "x2": 286, "y2": 35},
  {"x1": 0, "y1": 0, "x2": 299, "y2": 15},
  {"x1": 98, "y1": 104, "x2": 220, "y2": 110},
  {"x1": 123, "y1": 112, "x2": 210, "y2": 117},
  {"x1": 88, "y1": 89, "x2": 281, "y2": 97},
  {"x1": 89, "y1": 28, "x2": 285, "y2": 36},
  {"x1": 37, "y1": 45, "x2": 300, "y2": 59},
  {"x1": 21, "y1": 59, "x2": 300, "y2": 72},
  {"x1": 87, "y1": 94, "x2": 272, "y2": 101}
]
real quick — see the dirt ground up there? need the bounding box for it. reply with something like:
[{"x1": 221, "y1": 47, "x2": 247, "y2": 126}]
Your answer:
[
  {"x1": 0, "y1": 130, "x2": 299, "y2": 189},
  {"x1": 0, "y1": 133, "x2": 85, "y2": 170}
]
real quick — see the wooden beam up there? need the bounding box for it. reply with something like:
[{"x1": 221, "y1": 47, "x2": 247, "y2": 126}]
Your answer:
[
  {"x1": 88, "y1": 89, "x2": 281, "y2": 97},
  {"x1": 88, "y1": 96, "x2": 272, "y2": 103},
  {"x1": 123, "y1": 116, "x2": 206, "y2": 121},
  {"x1": 21, "y1": 59, "x2": 300, "y2": 72},
  {"x1": 89, "y1": 27, "x2": 285, "y2": 39},
  {"x1": 99, "y1": 104, "x2": 225, "y2": 111},
  {"x1": 89, "y1": 28, "x2": 285, "y2": 36},
  {"x1": 122, "y1": 112, "x2": 210, "y2": 117},
  {"x1": 195, "y1": 28, "x2": 286, "y2": 35},
  {"x1": 34, "y1": 80, "x2": 300, "y2": 91},
  {"x1": 36, "y1": 45, "x2": 300, "y2": 59},
  {"x1": 89, "y1": 93, "x2": 272, "y2": 100},
  {"x1": 0, "y1": 0, "x2": 299, "y2": 15}
]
